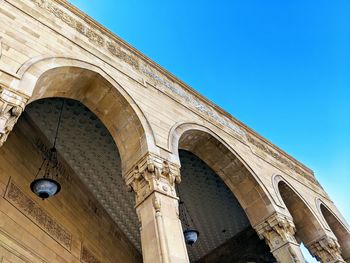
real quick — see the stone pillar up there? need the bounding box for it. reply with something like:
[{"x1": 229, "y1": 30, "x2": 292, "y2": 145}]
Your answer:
[
  {"x1": 124, "y1": 153, "x2": 189, "y2": 263},
  {"x1": 255, "y1": 213, "x2": 306, "y2": 263},
  {"x1": 0, "y1": 86, "x2": 28, "y2": 147},
  {"x1": 307, "y1": 236, "x2": 346, "y2": 263}
]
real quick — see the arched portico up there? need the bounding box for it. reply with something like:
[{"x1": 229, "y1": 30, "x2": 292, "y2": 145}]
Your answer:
[
  {"x1": 318, "y1": 201, "x2": 350, "y2": 262},
  {"x1": 169, "y1": 122, "x2": 307, "y2": 262},
  {"x1": 0, "y1": 57, "x2": 191, "y2": 263},
  {"x1": 276, "y1": 176, "x2": 346, "y2": 262}
]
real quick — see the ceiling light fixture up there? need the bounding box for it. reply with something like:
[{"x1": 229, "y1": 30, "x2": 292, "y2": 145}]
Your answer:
[
  {"x1": 177, "y1": 186, "x2": 200, "y2": 246},
  {"x1": 30, "y1": 100, "x2": 65, "y2": 200}
]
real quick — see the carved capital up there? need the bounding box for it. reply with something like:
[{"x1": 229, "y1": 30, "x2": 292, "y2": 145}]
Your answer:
[
  {"x1": 124, "y1": 153, "x2": 181, "y2": 205},
  {"x1": 255, "y1": 213, "x2": 298, "y2": 251},
  {"x1": 0, "y1": 86, "x2": 28, "y2": 147},
  {"x1": 308, "y1": 236, "x2": 345, "y2": 263}
]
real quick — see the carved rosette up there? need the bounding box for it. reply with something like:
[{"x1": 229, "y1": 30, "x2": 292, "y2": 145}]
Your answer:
[
  {"x1": 124, "y1": 154, "x2": 181, "y2": 205},
  {"x1": 308, "y1": 236, "x2": 345, "y2": 263},
  {"x1": 0, "y1": 87, "x2": 28, "y2": 147},
  {"x1": 255, "y1": 213, "x2": 298, "y2": 251}
]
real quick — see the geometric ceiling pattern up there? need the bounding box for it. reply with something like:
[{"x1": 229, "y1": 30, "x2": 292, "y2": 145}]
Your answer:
[
  {"x1": 26, "y1": 98, "x2": 141, "y2": 250},
  {"x1": 26, "y1": 98, "x2": 250, "y2": 262},
  {"x1": 178, "y1": 150, "x2": 250, "y2": 262}
]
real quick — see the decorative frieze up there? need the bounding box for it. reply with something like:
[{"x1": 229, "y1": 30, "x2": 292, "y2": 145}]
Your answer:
[
  {"x1": 255, "y1": 213, "x2": 298, "y2": 251},
  {"x1": 29, "y1": 0, "x2": 139, "y2": 69},
  {"x1": 308, "y1": 236, "x2": 345, "y2": 263},
  {"x1": 141, "y1": 66, "x2": 246, "y2": 138},
  {"x1": 81, "y1": 245, "x2": 101, "y2": 263},
  {"x1": 0, "y1": 87, "x2": 28, "y2": 147},
  {"x1": 247, "y1": 134, "x2": 318, "y2": 185},
  {"x1": 5, "y1": 180, "x2": 72, "y2": 250},
  {"x1": 28, "y1": 0, "x2": 246, "y2": 139},
  {"x1": 124, "y1": 153, "x2": 181, "y2": 205}
]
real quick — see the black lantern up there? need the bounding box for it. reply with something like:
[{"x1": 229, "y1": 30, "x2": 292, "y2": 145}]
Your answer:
[
  {"x1": 177, "y1": 187, "x2": 200, "y2": 246},
  {"x1": 31, "y1": 100, "x2": 64, "y2": 200}
]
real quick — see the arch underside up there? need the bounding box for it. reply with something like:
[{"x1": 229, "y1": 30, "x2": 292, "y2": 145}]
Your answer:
[
  {"x1": 178, "y1": 129, "x2": 275, "y2": 225},
  {"x1": 18, "y1": 60, "x2": 154, "y2": 174},
  {"x1": 174, "y1": 127, "x2": 279, "y2": 261},
  {"x1": 320, "y1": 204, "x2": 350, "y2": 261},
  {"x1": 178, "y1": 150, "x2": 275, "y2": 262},
  {"x1": 278, "y1": 181, "x2": 325, "y2": 246}
]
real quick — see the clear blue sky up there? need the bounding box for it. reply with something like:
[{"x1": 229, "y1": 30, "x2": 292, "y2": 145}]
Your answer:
[{"x1": 69, "y1": 1, "x2": 349, "y2": 261}]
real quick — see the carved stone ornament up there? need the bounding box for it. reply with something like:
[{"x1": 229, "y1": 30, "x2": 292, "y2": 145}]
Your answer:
[
  {"x1": 0, "y1": 86, "x2": 28, "y2": 147},
  {"x1": 29, "y1": 0, "x2": 139, "y2": 69},
  {"x1": 5, "y1": 180, "x2": 72, "y2": 250},
  {"x1": 81, "y1": 245, "x2": 101, "y2": 263},
  {"x1": 308, "y1": 236, "x2": 345, "y2": 263},
  {"x1": 247, "y1": 134, "x2": 319, "y2": 186},
  {"x1": 124, "y1": 154, "x2": 181, "y2": 205},
  {"x1": 255, "y1": 213, "x2": 298, "y2": 251}
]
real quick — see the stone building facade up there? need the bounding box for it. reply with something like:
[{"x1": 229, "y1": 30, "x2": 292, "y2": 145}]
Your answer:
[{"x1": 0, "y1": 0, "x2": 349, "y2": 262}]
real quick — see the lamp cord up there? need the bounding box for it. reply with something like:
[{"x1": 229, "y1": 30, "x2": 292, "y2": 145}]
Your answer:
[
  {"x1": 176, "y1": 184, "x2": 197, "y2": 230},
  {"x1": 53, "y1": 100, "x2": 65, "y2": 148}
]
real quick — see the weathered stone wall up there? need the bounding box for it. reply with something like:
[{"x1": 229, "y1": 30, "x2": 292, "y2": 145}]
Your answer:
[{"x1": 0, "y1": 117, "x2": 141, "y2": 262}]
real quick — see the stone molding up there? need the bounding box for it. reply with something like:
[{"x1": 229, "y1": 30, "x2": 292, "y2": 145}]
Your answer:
[
  {"x1": 255, "y1": 213, "x2": 298, "y2": 251},
  {"x1": 308, "y1": 236, "x2": 345, "y2": 263},
  {"x1": 124, "y1": 153, "x2": 181, "y2": 206},
  {"x1": 0, "y1": 86, "x2": 28, "y2": 147}
]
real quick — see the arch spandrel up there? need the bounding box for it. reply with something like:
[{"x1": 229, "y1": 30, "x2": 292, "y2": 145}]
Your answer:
[{"x1": 15, "y1": 57, "x2": 157, "y2": 174}]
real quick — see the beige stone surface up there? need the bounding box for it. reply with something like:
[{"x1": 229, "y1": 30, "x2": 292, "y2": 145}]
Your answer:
[{"x1": 0, "y1": 0, "x2": 349, "y2": 262}]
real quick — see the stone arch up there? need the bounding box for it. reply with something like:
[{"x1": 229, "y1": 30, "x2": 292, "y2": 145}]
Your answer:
[
  {"x1": 317, "y1": 200, "x2": 350, "y2": 261},
  {"x1": 169, "y1": 122, "x2": 277, "y2": 226},
  {"x1": 14, "y1": 56, "x2": 156, "y2": 174},
  {"x1": 275, "y1": 176, "x2": 326, "y2": 245}
]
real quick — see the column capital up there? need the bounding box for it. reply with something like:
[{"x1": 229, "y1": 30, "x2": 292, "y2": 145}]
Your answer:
[
  {"x1": 308, "y1": 236, "x2": 345, "y2": 263},
  {"x1": 0, "y1": 86, "x2": 29, "y2": 147},
  {"x1": 124, "y1": 153, "x2": 181, "y2": 206},
  {"x1": 255, "y1": 213, "x2": 298, "y2": 250},
  {"x1": 255, "y1": 213, "x2": 306, "y2": 262}
]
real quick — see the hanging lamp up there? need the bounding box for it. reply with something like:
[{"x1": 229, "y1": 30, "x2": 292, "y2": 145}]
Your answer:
[
  {"x1": 177, "y1": 186, "x2": 200, "y2": 245},
  {"x1": 30, "y1": 100, "x2": 65, "y2": 200}
]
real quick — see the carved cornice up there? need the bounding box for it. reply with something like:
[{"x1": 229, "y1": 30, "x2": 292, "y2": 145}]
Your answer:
[
  {"x1": 255, "y1": 213, "x2": 298, "y2": 251},
  {"x1": 0, "y1": 86, "x2": 29, "y2": 147},
  {"x1": 124, "y1": 153, "x2": 181, "y2": 205},
  {"x1": 247, "y1": 134, "x2": 318, "y2": 186},
  {"x1": 308, "y1": 236, "x2": 345, "y2": 263}
]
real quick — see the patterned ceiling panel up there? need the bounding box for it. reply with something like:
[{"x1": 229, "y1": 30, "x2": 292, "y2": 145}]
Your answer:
[
  {"x1": 26, "y1": 99, "x2": 141, "y2": 250},
  {"x1": 26, "y1": 98, "x2": 250, "y2": 262},
  {"x1": 178, "y1": 150, "x2": 250, "y2": 261}
]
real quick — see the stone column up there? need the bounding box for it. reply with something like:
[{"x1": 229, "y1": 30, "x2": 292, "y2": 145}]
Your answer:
[
  {"x1": 255, "y1": 213, "x2": 306, "y2": 263},
  {"x1": 307, "y1": 236, "x2": 346, "y2": 263},
  {"x1": 0, "y1": 86, "x2": 28, "y2": 147},
  {"x1": 124, "y1": 153, "x2": 189, "y2": 263}
]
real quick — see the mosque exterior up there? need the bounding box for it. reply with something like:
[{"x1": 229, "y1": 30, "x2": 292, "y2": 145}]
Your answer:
[{"x1": 0, "y1": 1, "x2": 349, "y2": 262}]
